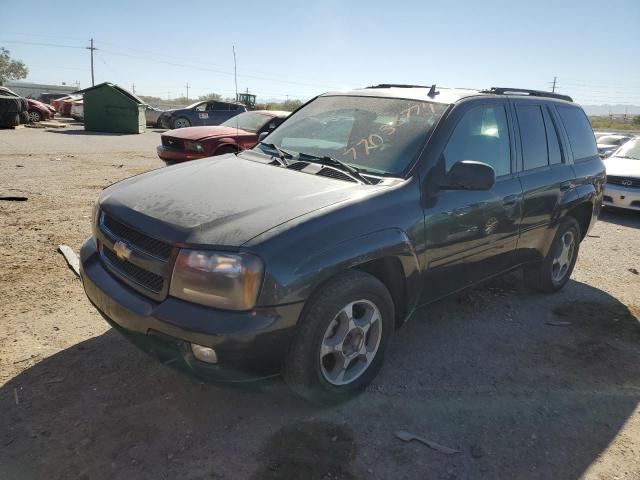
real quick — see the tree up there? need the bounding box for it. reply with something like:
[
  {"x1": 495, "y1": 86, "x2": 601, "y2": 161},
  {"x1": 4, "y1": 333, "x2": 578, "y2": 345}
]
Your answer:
[
  {"x1": 633, "y1": 115, "x2": 640, "y2": 126},
  {"x1": 198, "y1": 92, "x2": 222, "y2": 101},
  {"x1": 0, "y1": 48, "x2": 28, "y2": 85}
]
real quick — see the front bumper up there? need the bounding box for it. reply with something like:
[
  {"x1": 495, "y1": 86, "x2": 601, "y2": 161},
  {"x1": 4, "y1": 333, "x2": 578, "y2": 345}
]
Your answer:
[
  {"x1": 603, "y1": 184, "x2": 640, "y2": 211},
  {"x1": 156, "y1": 145, "x2": 207, "y2": 164},
  {"x1": 80, "y1": 238, "x2": 303, "y2": 382}
]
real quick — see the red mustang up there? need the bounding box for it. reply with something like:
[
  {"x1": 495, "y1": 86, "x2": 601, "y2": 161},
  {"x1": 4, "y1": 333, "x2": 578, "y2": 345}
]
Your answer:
[{"x1": 157, "y1": 110, "x2": 290, "y2": 164}]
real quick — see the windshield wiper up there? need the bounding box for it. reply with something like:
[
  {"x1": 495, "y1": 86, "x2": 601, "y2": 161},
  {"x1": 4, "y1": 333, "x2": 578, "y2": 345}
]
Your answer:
[
  {"x1": 258, "y1": 142, "x2": 293, "y2": 167},
  {"x1": 297, "y1": 152, "x2": 372, "y2": 185},
  {"x1": 614, "y1": 155, "x2": 640, "y2": 160}
]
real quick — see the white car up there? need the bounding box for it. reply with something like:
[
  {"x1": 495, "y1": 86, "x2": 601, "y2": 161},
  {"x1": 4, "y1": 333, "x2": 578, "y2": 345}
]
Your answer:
[
  {"x1": 603, "y1": 137, "x2": 640, "y2": 211},
  {"x1": 70, "y1": 100, "x2": 84, "y2": 121},
  {"x1": 597, "y1": 134, "x2": 632, "y2": 158}
]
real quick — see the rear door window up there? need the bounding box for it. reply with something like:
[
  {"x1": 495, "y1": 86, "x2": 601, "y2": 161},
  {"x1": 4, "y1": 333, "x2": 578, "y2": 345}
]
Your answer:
[
  {"x1": 556, "y1": 106, "x2": 598, "y2": 161},
  {"x1": 516, "y1": 105, "x2": 548, "y2": 170},
  {"x1": 443, "y1": 105, "x2": 511, "y2": 177},
  {"x1": 542, "y1": 107, "x2": 563, "y2": 165}
]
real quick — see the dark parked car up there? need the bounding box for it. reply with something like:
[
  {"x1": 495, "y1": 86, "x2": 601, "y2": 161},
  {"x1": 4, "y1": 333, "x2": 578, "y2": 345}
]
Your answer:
[
  {"x1": 0, "y1": 86, "x2": 29, "y2": 126},
  {"x1": 157, "y1": 110, "x2": 290, "y2": 164},
  {"x1": 157, "y1": 100, "x2": 246, "y2": 129},
  {"x1": 81, "y1": 85, "x2": 604, "y2": 402}
]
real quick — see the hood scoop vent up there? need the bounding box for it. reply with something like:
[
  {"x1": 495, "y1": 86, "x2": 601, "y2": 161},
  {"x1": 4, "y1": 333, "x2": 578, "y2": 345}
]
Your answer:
[{"x1": 317, "y1": 167, "x2": 357, "y2": 183}]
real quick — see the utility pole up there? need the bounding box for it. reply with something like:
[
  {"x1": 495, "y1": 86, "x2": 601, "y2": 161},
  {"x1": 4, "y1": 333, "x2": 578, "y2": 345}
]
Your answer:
[
  {"x1": 86, "y1": 38, "x2": 97, "y2": 86},
  {"x1": 185, "y1": 83, "x2": 189, "y2": 100},
  {"x1": 551, "y1": 76, "x2": 557, "y2": 93},
  {"x1": 131, "y1": 83, "x2": 135, "y2": 94}
]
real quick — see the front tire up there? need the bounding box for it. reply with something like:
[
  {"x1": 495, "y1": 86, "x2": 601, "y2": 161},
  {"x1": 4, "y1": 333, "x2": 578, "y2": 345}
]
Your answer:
[
  {"x1": 524, "y1": 216, "x2": 581, "y2": 293},
  {"x1": 283, "y1": 270, "x2": 394, "y2": 403},
  {"x1": 27, "y1": 110, "x2": 41, "y2": 123}
]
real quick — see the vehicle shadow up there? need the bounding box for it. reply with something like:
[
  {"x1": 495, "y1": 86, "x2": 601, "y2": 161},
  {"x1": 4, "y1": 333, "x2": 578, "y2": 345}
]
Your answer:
[
  {"x1": 46, "y1": 130, "x2": 133, "y2": 137},
  {"x1": 599, "y1": 207, "x2": 640, "y2": 229},
  {"x1": 1, "y1": 277, "x2": 638, "y2": 479}
]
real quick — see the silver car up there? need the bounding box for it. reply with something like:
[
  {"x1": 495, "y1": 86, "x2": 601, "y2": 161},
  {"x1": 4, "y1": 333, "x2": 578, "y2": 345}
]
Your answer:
[
  {"x1": 597, "y1": 134, "x2": 632, "y2": 158},
  {"x1": 603, "y1": 137, "x2": 640, "y2": 211},
  {"x1": 144, "y1": 105, "x2": 164, "y2": 127}
]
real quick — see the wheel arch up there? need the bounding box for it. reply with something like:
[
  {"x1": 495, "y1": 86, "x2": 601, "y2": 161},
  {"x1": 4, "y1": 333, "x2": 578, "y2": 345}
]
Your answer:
[
  {"x1": 268, "y1": 228, "x2": 422, "y2": 328},
  {"x1": 351, "y1": 256, "x2": 408, "y2": 328},
  {"x1": 566, "y1": 201, "x2": 594, "y2": 240}
]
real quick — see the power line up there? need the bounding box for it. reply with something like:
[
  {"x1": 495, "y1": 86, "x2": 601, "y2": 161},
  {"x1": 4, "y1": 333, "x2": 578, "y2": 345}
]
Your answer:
[{"x1": 0, "y1": 39, "x2": 85, "y2": 49}]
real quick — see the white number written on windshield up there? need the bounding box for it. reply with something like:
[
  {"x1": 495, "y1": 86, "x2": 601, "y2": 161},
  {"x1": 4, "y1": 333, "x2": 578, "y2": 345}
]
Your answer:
[{"x1": 342, "y1": 102, "x2": 438, "y2": 162}]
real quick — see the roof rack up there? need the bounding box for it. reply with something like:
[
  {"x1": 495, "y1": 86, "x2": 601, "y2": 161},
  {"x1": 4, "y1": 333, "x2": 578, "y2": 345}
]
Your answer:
[
  {"x1": 482, "y1": 87, "x2": 572, "y2": 102},
  {"x1": 367, "y1": 84, "x2": 439, "y2": 97}
]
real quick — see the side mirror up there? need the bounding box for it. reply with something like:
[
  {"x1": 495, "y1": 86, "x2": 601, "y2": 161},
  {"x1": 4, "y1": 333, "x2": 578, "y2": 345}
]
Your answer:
[
  {"x1": 258, "y1": 131, "x2": 269, "y2": 142},
  {"x1": 442, "y1": 160, "x2": 495, "y2": 191}
]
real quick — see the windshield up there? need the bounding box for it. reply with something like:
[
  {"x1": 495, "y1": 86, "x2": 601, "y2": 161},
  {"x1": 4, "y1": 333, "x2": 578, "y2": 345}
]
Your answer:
[
  {"x1": 186, "y1": 101, "x2": 205, "y2": 109},
  {"x1": 598, "y1": 136, "x2": 627, "y2": 146},
  {"x1": 612, "y1": 138, "x2": 640, "y2": 160},
  {"x1": 221, "y1": 111, "x2": 271, "y2": 133},
  {"x1": 255, "y1": 95, "x2": 448, "y2": 175}
]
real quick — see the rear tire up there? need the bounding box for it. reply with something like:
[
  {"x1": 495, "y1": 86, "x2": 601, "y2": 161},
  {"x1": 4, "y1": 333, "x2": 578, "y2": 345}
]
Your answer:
[
  {"x1": 524, "y1": 216, "x2": 581, "y2": 293},
  {"x1": 282, "y1": 270, "x2": 394, "y2": 403},
  {"x1": 173, "y1": 117, "x2": 190, "y2": 129}
]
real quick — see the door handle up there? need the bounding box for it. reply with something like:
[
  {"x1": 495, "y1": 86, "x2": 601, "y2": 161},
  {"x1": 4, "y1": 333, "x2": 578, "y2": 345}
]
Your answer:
[
  {"x1": 560, "y1": 181, "x2": 573, "y2": 192},
  {"x1": 502, "y1": 194, "x2": 518, "y2": 206}
]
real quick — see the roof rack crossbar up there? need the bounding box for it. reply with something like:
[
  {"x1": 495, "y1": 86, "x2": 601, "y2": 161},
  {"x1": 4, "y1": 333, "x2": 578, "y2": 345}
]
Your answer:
[
  {"x1": 366, "y1": 84, "x2": 432, "y2": 89},
  {"x1": 482, "y1": 87, "x2": 572, "y2": 102}
]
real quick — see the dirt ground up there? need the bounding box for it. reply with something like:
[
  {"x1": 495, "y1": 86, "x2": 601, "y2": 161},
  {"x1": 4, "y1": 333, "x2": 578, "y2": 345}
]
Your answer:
[{"x1": 1, "y1": 122, "x2": 639, "y2": 480}]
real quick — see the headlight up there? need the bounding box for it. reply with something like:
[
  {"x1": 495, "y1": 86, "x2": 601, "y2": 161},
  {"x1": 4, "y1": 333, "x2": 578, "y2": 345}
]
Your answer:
[
  {"x1": 169, "y1": 250, "x2": 264, "y2": 310},
  {"x1": 184, "y1": 141, "x2": 203, "y2": 152}
]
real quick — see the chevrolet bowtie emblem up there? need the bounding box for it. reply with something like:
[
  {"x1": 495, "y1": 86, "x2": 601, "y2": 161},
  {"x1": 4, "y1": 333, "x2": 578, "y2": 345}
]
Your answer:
[{"x1": 113, "y1": 241, "x2": 132, "y2": 261}]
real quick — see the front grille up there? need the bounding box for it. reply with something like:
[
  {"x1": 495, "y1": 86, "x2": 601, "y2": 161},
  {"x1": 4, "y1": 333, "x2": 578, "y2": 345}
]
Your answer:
[
  {"x1": 101, "y1": 214, "x2": 172, "y2": 260},
  {"x1": 103, "y1": 246, "x2": 164, "y2": 293},
  {"x1": 607, "y1": 176, "x2": 640, "y2": 188},
  {"x1": 161, "y1": 136, "x2": 184, "y2": 150}
]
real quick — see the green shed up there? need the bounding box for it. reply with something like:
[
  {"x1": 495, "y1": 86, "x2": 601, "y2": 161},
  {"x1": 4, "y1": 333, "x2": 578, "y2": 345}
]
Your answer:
[{"x1": 81, "y1": 82, "x2": 146, "y2": 134}]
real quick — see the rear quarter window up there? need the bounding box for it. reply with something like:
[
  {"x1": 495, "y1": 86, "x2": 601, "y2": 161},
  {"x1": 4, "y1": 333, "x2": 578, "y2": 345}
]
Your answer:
[{"x1": 556, "y1": 106, "x2": 598, "y2": 162}]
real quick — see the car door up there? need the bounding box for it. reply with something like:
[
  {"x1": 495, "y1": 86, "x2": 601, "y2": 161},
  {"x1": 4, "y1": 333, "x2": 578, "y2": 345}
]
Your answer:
[
  {"x1": 204, "y1": 102, "x2": 230, "y2": 125},
  {"x1": 510, "y1": 100, "x2": 576, "y2": 264},
  {"x1": 192, "y1": 102, "x2": 209, "y2": 126},
  {"x1": 421, "y1": 101, "x2": 523, "y2": 303}
]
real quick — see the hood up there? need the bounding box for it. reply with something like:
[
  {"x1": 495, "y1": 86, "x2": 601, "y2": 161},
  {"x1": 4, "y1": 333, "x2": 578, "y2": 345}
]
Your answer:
[
  {"x1": 99, "y1": 155, "x2": 381, "y2": 247},
  {"x1": 604, "y1": 157, "x2": 640, "y2": 177},
  {"x1": 163, "y1": 125, "x2": 252, "y2": 141}
]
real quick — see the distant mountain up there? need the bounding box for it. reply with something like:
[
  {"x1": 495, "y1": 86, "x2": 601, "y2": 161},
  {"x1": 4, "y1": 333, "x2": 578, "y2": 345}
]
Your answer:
[{"x1": 581, "y1": 104, "x2": 640, "y2": 116}]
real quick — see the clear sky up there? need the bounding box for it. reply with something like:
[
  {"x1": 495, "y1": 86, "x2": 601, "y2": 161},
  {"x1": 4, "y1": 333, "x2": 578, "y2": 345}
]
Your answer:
[{"x1": 2, "y1": 0, "x2": 639, "y2": 106}]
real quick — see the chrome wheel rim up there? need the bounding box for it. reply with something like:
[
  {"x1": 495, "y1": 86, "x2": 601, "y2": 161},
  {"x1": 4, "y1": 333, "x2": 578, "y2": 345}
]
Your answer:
[
  {"x1": 552, "y1": 230, "x2": 575, "y2": 282},
  {"x1": 28, "y1": 111, "x2": 40, "y2": 122},
  {"x1": 174, "y1": 119, "x2": 189, "y2": 128},
  {"x1": 319, "y1": 299, "x2": 382, "y2": 386}
]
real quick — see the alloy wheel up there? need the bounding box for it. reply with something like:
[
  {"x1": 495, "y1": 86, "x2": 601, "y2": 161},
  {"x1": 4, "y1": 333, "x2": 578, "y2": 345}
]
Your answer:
[
  {"x1": 319, "y1": 299, "x2": 382, "y2": 386},
  {"x1": 551, "y1": 230, "x2": 575, "y2": 282}
]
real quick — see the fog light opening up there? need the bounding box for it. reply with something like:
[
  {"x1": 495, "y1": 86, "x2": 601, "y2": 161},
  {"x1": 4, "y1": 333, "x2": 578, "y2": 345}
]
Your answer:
[{"x1": 191, "y1": 343, "x2": 218, "y2": 364}]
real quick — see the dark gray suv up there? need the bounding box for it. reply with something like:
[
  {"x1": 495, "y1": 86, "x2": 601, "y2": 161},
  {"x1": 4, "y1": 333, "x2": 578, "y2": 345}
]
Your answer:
[{"x1": 81, "y1": 85, "x2": 604, "y2": 402}]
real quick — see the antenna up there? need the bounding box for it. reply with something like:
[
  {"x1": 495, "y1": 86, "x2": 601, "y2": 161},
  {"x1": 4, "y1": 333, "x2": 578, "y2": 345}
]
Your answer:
[{"x1": 233, "y1": 46, "x2": 239, "y2": 146}]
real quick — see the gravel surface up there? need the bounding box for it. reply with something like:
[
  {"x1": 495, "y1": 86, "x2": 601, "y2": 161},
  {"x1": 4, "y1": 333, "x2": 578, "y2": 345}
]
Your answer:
[{"x1": 1, "y1": 123, "x2": 639, "y2": 480}]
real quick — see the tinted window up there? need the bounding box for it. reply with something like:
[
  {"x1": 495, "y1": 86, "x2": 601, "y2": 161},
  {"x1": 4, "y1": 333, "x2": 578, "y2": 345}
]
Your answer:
[
  {"x1": 211, "y1": 102, "x2": 230, "y2": 111},
  {"x1": 516, "y1": 105, "x2": 548, "y2": 170},
  {"x1": 557, "y1": 106, "x2": 598, "y2": 161},
  {"x1": 542, "y1": 107, "x2": 563, "y2": 165},
  {"x1": 443, "y1": 105, "x2": 511, "y2": 177}
]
